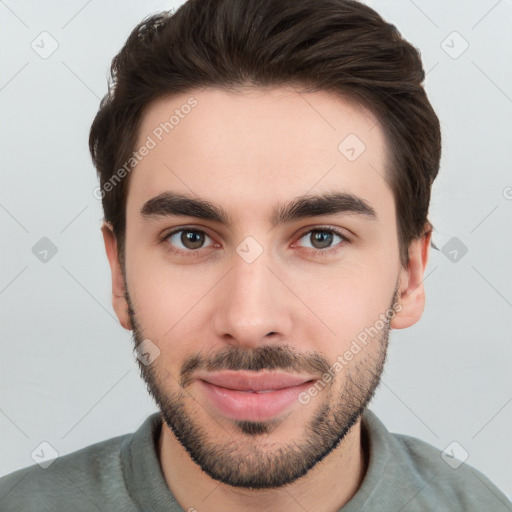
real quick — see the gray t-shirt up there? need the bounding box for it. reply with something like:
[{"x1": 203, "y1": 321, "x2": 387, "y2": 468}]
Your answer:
[{"x1": 0, "y1": 409, "x2": 510, "y2": 511}]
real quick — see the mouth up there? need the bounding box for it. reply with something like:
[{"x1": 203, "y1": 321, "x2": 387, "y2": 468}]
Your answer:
[
  {"x1": 195, "y1": 370, "x2": 318, "y2": 422},
  {"x1": 231, "y1": 389, "x2": 278, "y2": 393},
  {"x1": 197, "y1": 369, "x2": 316, "y2": 391}
]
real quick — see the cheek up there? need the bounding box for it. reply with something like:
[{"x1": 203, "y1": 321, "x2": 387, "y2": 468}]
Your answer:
[
  {"x1": 294, "y1": 258, "x2": 397, "y2": 357},
  {"x1": 125, "y1": 248, "x2": 181, "y2": 337},
  {"x1": 126, "y1": 248, "x2": 218, "y2": 363}
]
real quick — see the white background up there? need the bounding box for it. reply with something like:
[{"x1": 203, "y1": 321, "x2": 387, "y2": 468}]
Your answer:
[{"x1": 1, "y1": 0, "x2": 511, "y2": 503}]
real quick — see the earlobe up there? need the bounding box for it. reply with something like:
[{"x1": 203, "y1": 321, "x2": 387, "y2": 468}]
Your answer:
[
  {"x1": 391, "y1": 226, "x2": 432, "y2": 330},
  {"x1": 101, "y1": 222, "x2": 132, "y2": 331}
]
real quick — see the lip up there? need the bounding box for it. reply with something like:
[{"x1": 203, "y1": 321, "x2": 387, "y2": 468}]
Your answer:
[
  {"x1": 196, "y1": 370, "x2": 317, "y2": 422},
  {"x1": 196, "y1": 370, "x2": 316, "y2": 392}
]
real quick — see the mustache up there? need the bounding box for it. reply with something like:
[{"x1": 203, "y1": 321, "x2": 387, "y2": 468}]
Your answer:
[{"x1": 180, "y1": 344, "x2": 330, "y2": 388}]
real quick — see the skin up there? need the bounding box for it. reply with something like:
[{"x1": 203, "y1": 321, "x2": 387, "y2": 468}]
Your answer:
[{"x1": 102, "y1": 86, "x2": 431, "y2": 512}]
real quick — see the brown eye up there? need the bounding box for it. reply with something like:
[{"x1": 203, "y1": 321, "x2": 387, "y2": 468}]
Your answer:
[
  {"x1": 309, "y1": 230, "x2": 335, "y2": 249},
  {"x1": 181, "y1": 230, "x2": 205, "y2": 249},
  {"x1": 297, "y1": 228, "x2": 346, "y2": 251},
  {"x1": 164, "y1": 229, "x2": 213, "y2": 252}
]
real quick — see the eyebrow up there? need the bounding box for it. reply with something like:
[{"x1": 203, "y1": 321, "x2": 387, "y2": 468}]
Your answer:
[{"x1": 140, "y1": 191, "x2": 377, "y2": 226}]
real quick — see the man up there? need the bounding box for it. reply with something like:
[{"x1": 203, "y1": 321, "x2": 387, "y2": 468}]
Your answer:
[{"x1": 1, "y1": 0, "x2": 510, "y2": 510}]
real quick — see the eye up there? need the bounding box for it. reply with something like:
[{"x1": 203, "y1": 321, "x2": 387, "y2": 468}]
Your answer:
[
  {"x1": 294, "y1": 227, "x2": 349, "y2": 256},
  {"x1": 161, "y1": 228, "x2": 215, "y2": 255},
  {"x1": 160, "y1": 225, "x2": 350, "y2": 259}
]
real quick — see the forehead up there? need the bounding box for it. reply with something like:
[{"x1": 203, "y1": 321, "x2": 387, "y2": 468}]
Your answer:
[{"x1": 127, "y1": 86, "x2": 393, "y2": 225}]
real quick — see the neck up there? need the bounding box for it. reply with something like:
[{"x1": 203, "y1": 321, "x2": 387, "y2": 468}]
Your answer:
[{"x1": 158, "y1": 417, "x2": 368, "y2": 512}]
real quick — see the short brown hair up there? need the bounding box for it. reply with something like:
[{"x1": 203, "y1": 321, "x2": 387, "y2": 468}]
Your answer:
[{"x1": 89, "y1": 0, "x2": 441, "y2": 268}]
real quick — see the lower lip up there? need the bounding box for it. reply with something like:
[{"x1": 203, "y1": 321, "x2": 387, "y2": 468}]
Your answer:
[{"x1": 199, "y1": 379, "x2": 315, "y2": 422}]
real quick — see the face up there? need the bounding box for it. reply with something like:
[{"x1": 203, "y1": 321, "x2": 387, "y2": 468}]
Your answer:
[{"x1": 104, "y1": 86, "x2": 427, "y2": 489}]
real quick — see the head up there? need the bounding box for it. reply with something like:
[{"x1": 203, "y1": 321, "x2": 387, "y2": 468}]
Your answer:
[{"x1": 91, "y1": 0, "x2": 440, "y2": 489}]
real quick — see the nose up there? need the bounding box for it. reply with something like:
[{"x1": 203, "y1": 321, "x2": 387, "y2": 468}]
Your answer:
[{"x1": 212, "y1": 248, "x2": 293, "y2": 349}]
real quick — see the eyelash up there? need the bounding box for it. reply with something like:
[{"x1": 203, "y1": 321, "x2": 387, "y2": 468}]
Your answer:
[{"x1": 159, "y1": 225, "x2": 351, "y2": 259}]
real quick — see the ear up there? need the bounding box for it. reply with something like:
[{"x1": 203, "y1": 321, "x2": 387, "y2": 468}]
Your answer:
[
  {"x1": 391, "y1": 224, "x2": 432, "y2": 330},
  {"x1": 101, "y1": 221, "x2": 132, "y2": 330}
]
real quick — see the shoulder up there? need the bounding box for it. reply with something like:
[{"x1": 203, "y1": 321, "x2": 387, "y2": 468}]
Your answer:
[
  {"x1": 0, "y1": 432, "x2": 134, "y2": 512},
  {"x1": 357, "y1": 410, "x2": 511, "y2": 511},
  {"x1": 391, "y1": 430, "x2": 511, "y2": 510}
]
